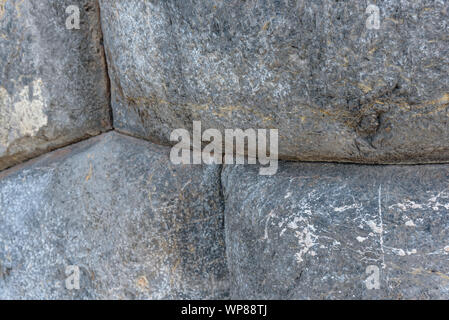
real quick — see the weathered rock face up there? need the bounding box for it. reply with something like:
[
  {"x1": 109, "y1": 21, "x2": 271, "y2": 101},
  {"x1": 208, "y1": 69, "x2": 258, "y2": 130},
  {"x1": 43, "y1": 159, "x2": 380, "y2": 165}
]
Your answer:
[
  {"x1": 0, "y1": 132, "x2": 228, "y2": 299},
  {"x1": 99, "y1": 0, "x2": 449, "y2": 164},
  {"x1": 0, "y1": 0, "x2": 111, "y2": 171},
  {"x1": 1, "y1": 0, "x2": 448, "y2": 301},
  {"x1": 222, "y1": 162, "x2": 449, "y2": 299}
]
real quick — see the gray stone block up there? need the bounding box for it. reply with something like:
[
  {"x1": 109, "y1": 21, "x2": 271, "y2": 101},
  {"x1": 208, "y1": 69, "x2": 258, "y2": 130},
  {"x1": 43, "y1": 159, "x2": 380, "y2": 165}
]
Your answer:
[
  {"x1": 100, "y1": 0, "x2": 449, "y2": 163},
  {"x1": 222, "y1": 162, "x2": 449, "y2": 299},
  {"x1": 0, "y1": 132, "x2": 228, "y2": 299},
  {"x1": 0, "y1": 0, "x2": 111, "y2": 171}
]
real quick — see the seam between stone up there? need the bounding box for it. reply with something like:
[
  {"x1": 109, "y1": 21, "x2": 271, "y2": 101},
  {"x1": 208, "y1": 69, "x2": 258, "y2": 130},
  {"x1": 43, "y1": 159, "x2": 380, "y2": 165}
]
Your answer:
[{"x1": 97, "y1": 0, "x2": 114, "y2": 128}]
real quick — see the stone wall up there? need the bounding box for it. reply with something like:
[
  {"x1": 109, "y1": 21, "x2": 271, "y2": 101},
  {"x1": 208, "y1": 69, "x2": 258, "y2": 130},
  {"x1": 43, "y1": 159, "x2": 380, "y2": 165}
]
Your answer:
[{"x1": 1, "y1": 0, "x2": 448, "y2": 299}]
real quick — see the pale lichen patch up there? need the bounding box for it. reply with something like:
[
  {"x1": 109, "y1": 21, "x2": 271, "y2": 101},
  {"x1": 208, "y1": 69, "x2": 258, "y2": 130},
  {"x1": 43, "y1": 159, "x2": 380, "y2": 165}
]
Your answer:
[
  {"x1": 0, "y1": 0, "x2": 6, "y2": 20},
  {"x1": 0, "y1": 79, "x2": 48, "y2": 155}
]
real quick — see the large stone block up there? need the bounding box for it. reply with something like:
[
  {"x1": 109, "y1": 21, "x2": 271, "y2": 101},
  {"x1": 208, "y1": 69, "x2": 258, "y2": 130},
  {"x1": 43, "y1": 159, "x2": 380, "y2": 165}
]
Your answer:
[
  {"x1": 0, "y1": 132, "x2": 228, "y2": 299},
  {"x1": 0, "y1": 0, "x2": 111, "y2": 171},
  {"x1": 99, "y1": 0, "x2": 449, "y2": 164},
  {"x1": 222, "y1": 162, "x2": 449, "y2": 299}
]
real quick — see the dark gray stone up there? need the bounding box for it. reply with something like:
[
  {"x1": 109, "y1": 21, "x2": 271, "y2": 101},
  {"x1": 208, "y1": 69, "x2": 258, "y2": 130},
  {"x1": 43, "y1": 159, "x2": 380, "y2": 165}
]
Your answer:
[
  {"x1": 0, "y1": 132, "x2": 228, "y2": 299},
  {"x1": 222, "y1": 162, "x2": 449, "y2": 299},
  {"x1": 0, "y1": 0, "x2": 111, "y2": 171},
  {"x1": 99, "y1": 0, "x2": 449, "y2": 164}
]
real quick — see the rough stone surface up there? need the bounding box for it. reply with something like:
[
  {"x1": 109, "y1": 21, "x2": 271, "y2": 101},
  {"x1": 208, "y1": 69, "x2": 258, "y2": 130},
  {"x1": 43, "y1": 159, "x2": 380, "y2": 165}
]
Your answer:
[
  {"x1": 0, "y1": 132, "x2": 228, "y2": 299},
  {"x1": 0, "y1": 0, "x2": 111, "y2": 171},
  {"x1": 99, "y1": 0, "x2": 449, "y2": 163},
  {"x1": 222, "y1": 162, "x2": 449, "y2": 299}
]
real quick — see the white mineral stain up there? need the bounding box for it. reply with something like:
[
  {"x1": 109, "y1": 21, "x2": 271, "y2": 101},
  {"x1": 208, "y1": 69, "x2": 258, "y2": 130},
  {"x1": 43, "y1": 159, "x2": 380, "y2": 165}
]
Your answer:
[
  {"x1": 356, "y1": 236, "x2": 367, "y2": 243},
  {"x1": 388, "y1": 247, "x2": 416, "y2": 256},
  {"x1": 405, "y1": 220, "x2": 416, "y2": 227},
  {"x1": 294, "y1": 224, "x2": 317, "y2": 264},
  {"x1": 280, "y1": 228, "x2": 286, "y2": 237},
  {"x1": 377, "y1": 185, "x2": 386, "y2": 269},
  {"x1": 287, "y1": 216, "x2": 307, "y2": 230},
  {"x1": 333, "y1": 203, "x2": 360, "y2": 212},
  {"x1": 0, "y1": 79, "x2": 48, "y2": 153},
  {"x1": 389, "y1": 192, "x2": 449, "y2": 212},
  {"x1": 367, "y1": 220, "x2": 382, "y2": 234},
  {"x1": 428, "y1": 190, "x2": 449, "y2": 211},
  {"x1": 389, "y1": 200, "x2": 423, "y2": 211},
  {"x1": 287, "y1": 221, "x2": 298, "y2": 229},
  {"x1": 409, "y1": 201, "x2": 423, "y2": 209},
  {"x1": 444, "y1": 246, "x2": 449, "y2": 253}
]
